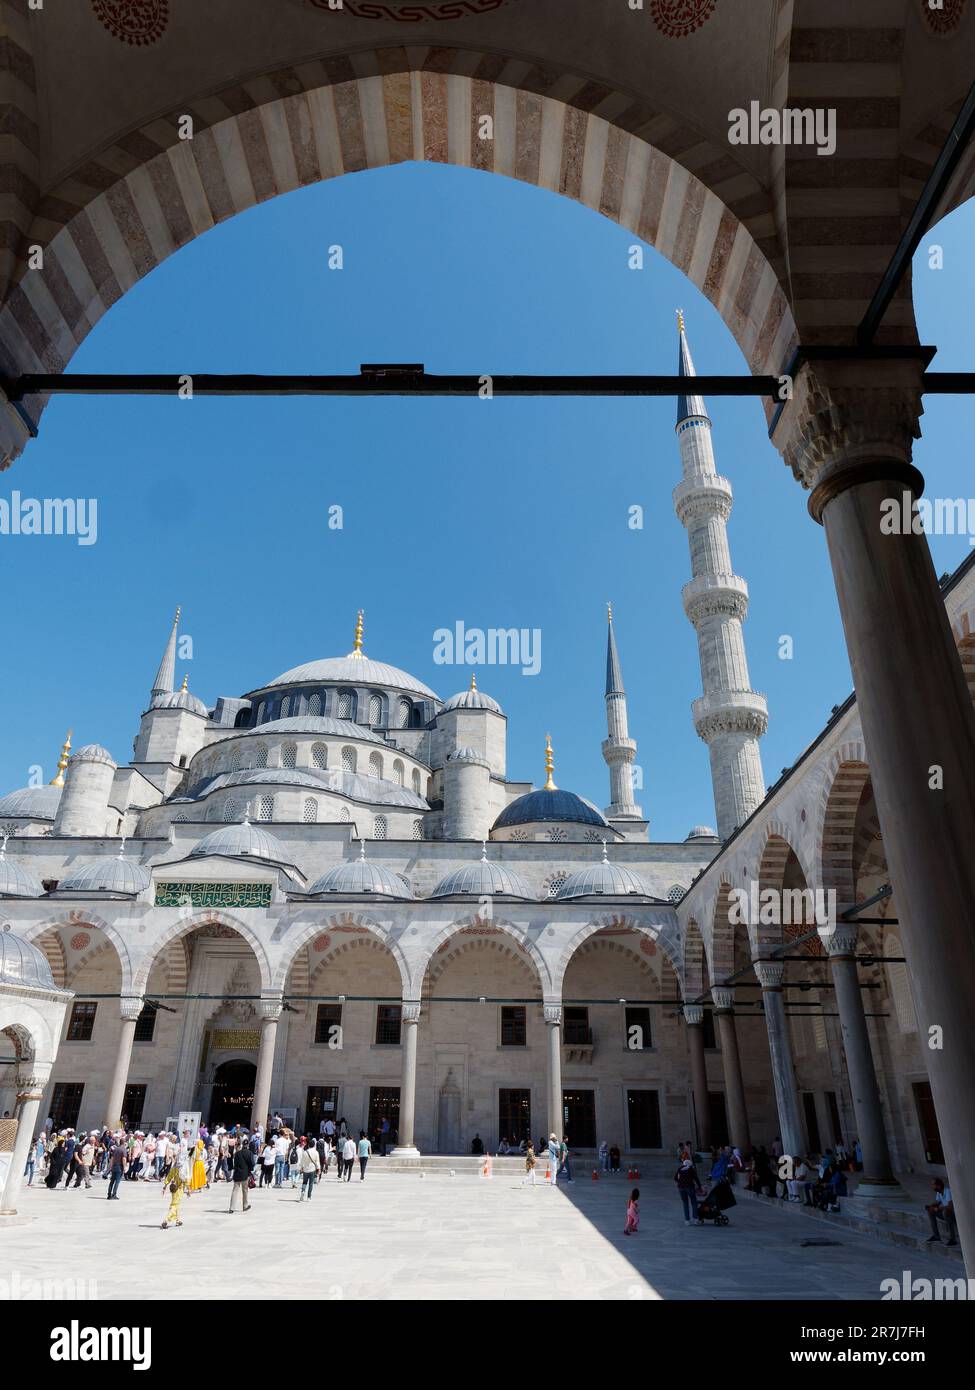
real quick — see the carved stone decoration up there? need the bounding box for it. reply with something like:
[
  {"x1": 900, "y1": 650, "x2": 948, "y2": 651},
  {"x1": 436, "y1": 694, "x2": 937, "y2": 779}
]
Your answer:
[
  {"x1": 711, "y1": 986, "x2": 734, "y2": 1011},
  {"x1": 308, "y1": 0, "x2": 512, "y2": 18},
  {"x1": 402, "y1": 1001, "x2": 422, "y2": 1024},
  {"x1": 543, "y1": 1004, "x2": 562, "y2": 1026},
  {"x1": 683, "y1": 1004, "x2": 704, "y2": 1026},
  {"x1": 650, "y1": 0, "x2": 718, "y2": 38},
  {"x1": 753, "y1": 959, "x2": 785, "y2": 989},
  {"x1": 69, "y1": 932, "x2": 90, "y2": 951},
  {"x1": 91, "y1": 0, "x2": 169, "y2": 46},
  {"x1": 821, "y1": 926, "x2": 859, "y2": 958}
]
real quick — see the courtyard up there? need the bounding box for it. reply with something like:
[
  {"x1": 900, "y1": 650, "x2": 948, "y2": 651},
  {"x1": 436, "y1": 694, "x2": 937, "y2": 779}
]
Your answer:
[{"x1": 2, "y1": 1166, "x2": 953, "y2": 1302}]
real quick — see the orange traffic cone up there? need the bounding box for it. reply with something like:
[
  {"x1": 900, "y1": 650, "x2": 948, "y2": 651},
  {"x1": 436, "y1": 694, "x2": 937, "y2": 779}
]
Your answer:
[
  {"x1": 544, "y1": 1165, "x2": 551, "y2": 1181},
  {"x1": 627, "y1": 1167, "x2": 633, "y2": 1180},
  {"x1": 592, "y1": 1168, "x2": 599, "y2": 1181},
  {"x1": 633, "y1": 1167, "x2": 640, "y2": 1180}
]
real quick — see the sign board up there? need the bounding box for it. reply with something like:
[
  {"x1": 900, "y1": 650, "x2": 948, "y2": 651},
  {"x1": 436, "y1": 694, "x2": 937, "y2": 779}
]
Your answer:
[{"x1": 177, "y1": 1110, "x2": 201, "y2": 1149}]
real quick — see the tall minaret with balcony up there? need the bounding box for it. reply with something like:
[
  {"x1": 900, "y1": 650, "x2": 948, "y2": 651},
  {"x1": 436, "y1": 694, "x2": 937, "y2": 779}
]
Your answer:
[
  {"x1": 672, "y1": 312, "x2": 767, "y2": 839},
  {"x1": 602, "y1": 605, "x2": 642, "y2": 820}
]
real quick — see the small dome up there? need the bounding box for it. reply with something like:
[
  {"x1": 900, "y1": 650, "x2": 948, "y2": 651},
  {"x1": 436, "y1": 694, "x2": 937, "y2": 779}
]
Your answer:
[
  {"x1": 431, "y1": 851, "x2": 533, "y2": 900},
  {"x1": 493, "y1": 788, "x2": 608, "y2": 832},
  {"x1": 71, "y1": 744, "x2": 116, "y2": 766},
  {"x1": 0, "y1": 847, "x2": 44, "y2": 898},
  {"x1": 0, "y1": 785, "x2": 62, "y2": 820},
  {"x1": 447, "y1": 746, "x2": 488, "y2": 765},
  {"x1": 59, "y1": 854, "x2": 151, "y2": 895},
  {"x1": 308, "y1": 850, "x2": 413, "y2": 898},
  {"x1": 151, "y1": 689, "x2": 209, "y2": 717},
  {"x1": 441, "y1": 681, "x2": 502, "y2": 715},
  {"x1": 0, "y1": 926, "x2": 57, "y2": 990},
  {"x1": 555, "y1": 852, "x2": 651, "y2": 900},
  {"x1": 686, "y1": 825, "x2": 718, "y2": 840},
  {"x1": 190, "y1": 821, "x2": 288, "y2": 863}
]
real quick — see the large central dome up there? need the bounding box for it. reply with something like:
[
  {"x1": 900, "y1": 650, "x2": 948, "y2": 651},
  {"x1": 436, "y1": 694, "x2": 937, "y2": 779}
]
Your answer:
[{"x1": 267, "y1": 655, "x2": 439, "y2": 701}]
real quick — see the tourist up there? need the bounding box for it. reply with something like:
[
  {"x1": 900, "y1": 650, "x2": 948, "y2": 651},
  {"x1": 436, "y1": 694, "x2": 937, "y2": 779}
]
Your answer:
[
  {"x1": 358, "y1": 1129, "x2": 372, "y2": 1180},
  {"x1": 710, "y1": 1148, "x2": 730, "y2": 1184},
  {"x1": 789, "y1": 1156, "x2": 809, "y2": 1202},
  {"x1": 623, "y1": 1187, "x2": 640, "y2": 1236},
  {"x1": 521, "y1": 1142, "x2": 538, "y2": 1186},
  {"x1": 75, "y1": 1133, "x2": 95, "y2": 1188},
  {"x1": 274, "y1": 1129, "x2": 290, "y2": 1187},
  {"x1": 609, "y1": 1144, "x2": 621, "y2": 1173},
  {"x1": 853, "y1": 1137, "x2": 863, "y2": 1172},
  {"x1": 379, "y1": 1115, "x2": 390, "y2": 1155},
  {"x1": 674, "y1": 1157, "x2": 702, "y2": 1224},
  {"x1": 558, "y1": 1135, "x2": 573, "y2": 1182},
  {"x1": 925, "y1": 1178, "x2": 958, "y2": 1246},
  {"x1": 342, "y1": 1133, "x2": 356, "y2": 1181},
  {"x1": 598, "y1": 1139, "x2": 609, "y2": 1173},
  {"x1": 498, "y1": 1136, "x2": 510, "y2": 1155},
  {"x1": 546, "y1": 1134, "x2": 559, "y2": 1185},
  {"x1": 45, "y1": 1134, "x2": 67, "y2": 1190},
  {"x1": 298, "y1": 1136, "x2": 321, "y2": 1201},
  {"x1": 106, "y1": 1139, "x2": 127, "y2": 1199},
  {"x1": 160, "y1": 1157, "x2": 186, "y2": 1229},
  {"x1": 260, "y1": 1138, "x2": 276, "y2": 1187},
  {"x1": 25, "y1": 1133, "x2": 44, "y2": 1186},
  {"x1": 229, "y1": 1135, "x2": 255, "y2": 1213},
  {"x1": 770, "y1": 1135, "x2": 783, "y2": 1162},
  {"x1": 471, "y1": 1133, "x2": 483, "y2": 1155},
  {"x1": 189, "y1": 1135, "x2": 208, "y2": 1194}
]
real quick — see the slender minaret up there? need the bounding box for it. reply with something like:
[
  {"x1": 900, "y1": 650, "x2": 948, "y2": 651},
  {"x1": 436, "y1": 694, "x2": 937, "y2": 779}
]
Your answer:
[
  {"x1": 602, "y1": 605, "x2": 642, "y2": 819},
  {"x1": 672, "y1": 311, "x2": 767, "y2": 839},
  {"x1": 150, "y1": 605, "x2": 181, "y2": 702}
]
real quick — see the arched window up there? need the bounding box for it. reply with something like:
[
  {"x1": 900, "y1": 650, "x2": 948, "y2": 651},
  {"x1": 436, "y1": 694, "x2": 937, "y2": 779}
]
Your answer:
[
  {"x1": 412, "y1": 769, "x2": 421, "y2": 795},
  {"x1": 337, "y1": 690, "x2": 354, "y2": 720},
  {"x1": 258, "y1": 795, "x2": 274, "y2": 822},
  {"x1": 308, "y1": 692, "x2": 322, "y2": 717},
  {"x1": 667, "y1": 884, "x2": 685, "y2": 904},
  {"x1": 397, "y1": 698, "x2": 411, "y2": 728},
  {"x1": 340, "y1": 807, "x2": 351, "y2": 823},
  {"x1": 547, "y1": 826, "x2": 567, "y2": 843},
  {"x1": 374, "y1": 815, "x2": 388, "y2": 840},
  {"x1": 280, "y1": 695, "x2": 291, "y2": 718},
  {"x1": 224, "y1": 797, "x2": 240, "y2": 823},
  {"x1": 282, "y1": 742, "x2": 297, "y2": 770},
  {"x1": 173, "y1": 813, "x2": 188, "y2": 824},
  {"x1": 546, "y1": 872, "x2": 568, "y2": 898},
  {"x1": 312, "y1": 743, "x2": 327, "y2": 769},
  {"x1": 256, "y1": 702, "x2": 266, "y2": 723},
  {"x1": 230, "y1": 747, "x2": 241, "y2": 772},
  {"x1": 234, "y1": 708, "x2": 250, "y2": 728},
  {"x1": 393, "y1": 760, "x2": 405, "y2": 787},
  {"x1": 886, "y1": 933, "x2": 917, "y2": 1032},
  {"x1": 368, "y1": 693, "x2": 383, "y2": 725},
  {"x1": 411, "y1": 819, "x2": 422, "y2": 841},
  {"x1": 368, "y1": 752, "x2": 383, "y2": 780},
  {"x1": 341, "y1": 747, "x2": 356, "y2": 773},
  {"x1": 254, "y1": 743, "x2": 268, "y2": 769},
  {"x1": 303, "y1": 798, "x2": 318, "y2": 824}
]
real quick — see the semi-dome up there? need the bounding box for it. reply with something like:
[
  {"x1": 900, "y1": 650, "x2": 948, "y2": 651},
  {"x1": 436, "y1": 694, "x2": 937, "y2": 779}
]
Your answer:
[
  {"x1": 493, "y1": 788, "x2": 608, "y2": 832},
  {"x1": 686, "y1": 825, "x2": 718, "y2": 840},
  {"x1": 71, "y1": 743, "x2": 116, "y2": 765},
  {"x1": 0, "y1": 785, "x2": 62, "y2": 820},
  {"x1": 555, "y1": 851, "x2": 652, "y2": 899},
  {"x1": 441, "y1": 676, "x2": 502, "y2": 715},
  {"x1": 0, "y1": 846, "x2": 44, "y2": 898},
  {"x1": 308, "y1": 847, "x2": 414, "y2": 898},
  {"x1": 430, "y1": 850, "x2": 533, "y2": 900},
  {"x1": 0, "y1": 925, "x2": 57, "y2": 990},
  {"x1": 265, "y1": 656, "x2": 439, "y2": 701},
  {"x1": 59, "y1": 853, "x2": 151, "y2": 895},
  {"x1": 190, "y1": 820, "x2": 289, "y2": 863}
]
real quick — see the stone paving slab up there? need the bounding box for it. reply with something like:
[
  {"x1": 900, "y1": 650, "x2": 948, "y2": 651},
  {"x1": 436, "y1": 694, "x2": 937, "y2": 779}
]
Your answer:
[{"x1": 1, "y1": 1171, "x2": 957, "y2": 1301}]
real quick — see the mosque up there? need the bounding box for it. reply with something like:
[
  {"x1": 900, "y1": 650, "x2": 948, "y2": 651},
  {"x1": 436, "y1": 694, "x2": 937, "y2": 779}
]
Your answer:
[{"x1": 0, "y1": 326, "x2": 966, "y2": 1207}]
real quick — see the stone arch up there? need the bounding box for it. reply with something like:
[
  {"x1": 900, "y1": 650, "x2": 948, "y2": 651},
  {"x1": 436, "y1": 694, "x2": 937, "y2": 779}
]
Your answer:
[
  {"x1": 273, "y1": 914, "x2": 410, "y2": 995},
  {"x1": 131, "y1": 911, "x2": 273, "y2": 995},
  {"x1": 3, "y1": 57, "x2": 794, "y2": 440},
  {"x1": 553, "y1": 914, "x2": 681, "y2": 997},
  {"x1": 0, "y1": 1003, "x2": 55, "y2": 1066},
  {"x1": 816, "y1": 742, "x2": 870, "y2": 904},
  {"x1": 754, "y1": 823, "x2": 809, "y2": 953},
  {"x1": 22, "y1": 913, "x2": 134, "y2": 993},
  {"x1": 423, "y1": 935, "x2": 543, "y2": 1004},
  {"x1": 561, "y1": 930, "x2": 658, "y2": 999},
  {"x1": 418, "y1": 917, "x2": 548, "y2": 997},
  {"x1": 34, "y1": 930, "x2": 67, "y2": 989},
  {"x1": 708, "y1": 880, "x2": 735, "y2": 984},
  {"x1": 306, "y1": 934, "x2": 404, "y2": 996}
]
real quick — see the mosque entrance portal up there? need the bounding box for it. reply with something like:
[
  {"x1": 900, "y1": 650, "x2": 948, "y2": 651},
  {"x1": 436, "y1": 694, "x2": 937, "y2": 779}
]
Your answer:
[{"x1": 209, "y1": 1060, "x2": 256, "y2": 1129}]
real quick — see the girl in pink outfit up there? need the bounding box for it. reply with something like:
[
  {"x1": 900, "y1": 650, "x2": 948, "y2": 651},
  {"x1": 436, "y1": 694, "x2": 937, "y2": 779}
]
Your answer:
[{"x1": 624, "y1": 1187, "x2": 640, "y2": 1235}]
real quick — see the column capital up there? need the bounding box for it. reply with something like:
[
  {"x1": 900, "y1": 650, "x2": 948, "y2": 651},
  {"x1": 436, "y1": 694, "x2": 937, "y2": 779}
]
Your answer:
[
  {"x1": 543, "y1": 1004, "x2": 562, "y2": 1027},
  {"x1": 753, "y1": 959, "x2": 785, "y2": 989},
  {"x1": 258, "y1": 996, "x2": 284, "y2": 1023},
  {"x1": 683, "y1": 1004, "x2": 704, "y2": 1027},
  {"x1": 402, "y1": 1001, "x2": 421, "y2": 1025},
  {"x1": 770, "y1": 353, "x2": 927, "y2": 495},
  {"x1": 15, "y1": 1067, "x2": 50, "y2": 1100},
  {"x1": 119, "y1": 995, "x2": 145, "y2": 1023},
  {"x1": 821, "y1": 924, "x2": 859, "y2": 957},
  {"x1": 711, "y1": 987, "x2": 735, "y2": 1012}
]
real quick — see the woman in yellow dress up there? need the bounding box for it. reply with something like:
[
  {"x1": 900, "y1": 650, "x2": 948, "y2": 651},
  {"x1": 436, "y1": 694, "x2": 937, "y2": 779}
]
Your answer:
[
  {"x1": 161, "y1": 1159, "x2": 185, "y2": 1228},
  {"x1": 189, "y1": 1136, "x2": 207, "y2": 1193}
]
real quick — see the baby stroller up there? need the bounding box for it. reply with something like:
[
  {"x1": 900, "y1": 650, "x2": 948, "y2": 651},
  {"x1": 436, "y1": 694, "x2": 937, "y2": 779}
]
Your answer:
[{"x1": 697, "y1": 1178, "x2": 736, "y2": 1226}]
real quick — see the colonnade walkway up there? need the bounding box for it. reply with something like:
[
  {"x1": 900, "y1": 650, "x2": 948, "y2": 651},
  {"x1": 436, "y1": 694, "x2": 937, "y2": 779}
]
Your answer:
[{"x1": 4, "y1": 1167, "x2": 955, "y2": 1301}]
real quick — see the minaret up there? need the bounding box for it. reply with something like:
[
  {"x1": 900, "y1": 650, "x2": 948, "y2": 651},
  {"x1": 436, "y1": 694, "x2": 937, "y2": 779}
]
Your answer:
[
  {"x1": 151, "y1": 606, "x2": 181, "y2": 701},
  {"x1": 672, "y1": 311, "x2": 767, "y2": 840},
  {"x1": 602, "y1": 605, "x2": 642, "y2": 819}
]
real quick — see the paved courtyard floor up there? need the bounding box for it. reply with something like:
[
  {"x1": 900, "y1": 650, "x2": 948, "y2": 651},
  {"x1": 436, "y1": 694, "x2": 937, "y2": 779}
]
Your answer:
[{"x1": 3, "y1": 1168, "x2": 954, "y2": 1301}]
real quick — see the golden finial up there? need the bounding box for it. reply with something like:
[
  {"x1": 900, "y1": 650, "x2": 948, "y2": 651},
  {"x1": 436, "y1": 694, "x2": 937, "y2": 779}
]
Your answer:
[
  {"x1": 350, "y1": 609, "x2": 365, "y2": 658},
  {"x1": 470, "y1": 672, "x2": 477, "y2": 691},
  {"x1": 180, "y1": 674, "x2": 189, "y2": 692},
  {"x1": 50, "y1": 729, "x2": 72, "y2": 786},
  {"x1": 676, "y1": 308, "x2": 685, "y2": 334},
  {"x1": 543, "y1": 733, "x2": 557, "y2": 792}
]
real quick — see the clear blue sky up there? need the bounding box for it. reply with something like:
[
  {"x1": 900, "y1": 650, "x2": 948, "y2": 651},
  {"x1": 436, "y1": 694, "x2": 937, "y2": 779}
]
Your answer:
[{"x1": 2, "y1": 163, "x2": 972, "y2": 841}]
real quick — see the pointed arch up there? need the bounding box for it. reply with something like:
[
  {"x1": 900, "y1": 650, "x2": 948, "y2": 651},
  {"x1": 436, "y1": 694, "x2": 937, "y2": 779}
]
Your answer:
[
  {"x1": 131, "y1": 912, "x2": 273, "y2": 995},
  {"x1": 417, "y1": 916, "x2": 549, "y2": 998},
  {"x1": 22, "y1": 912, "x2": 134, "y2": 993},
  {"x1": 552, "y1": 912, "x2": 682, "y2": 997},
  {"x1": 273, "y1": 913, "x2": 410, "y2": 995},
  {"x1": 816, "y1": 741, "x2": 871, "y2": 905}
]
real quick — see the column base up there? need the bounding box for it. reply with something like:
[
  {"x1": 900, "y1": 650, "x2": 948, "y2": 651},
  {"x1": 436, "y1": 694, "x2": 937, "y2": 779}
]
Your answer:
[
  {"x1": 389, "y1": 1145, "x2": 421, "y2": 1159},
  {"x1": 847, "y1": 1179, "x2": 911, "y2": 1207}
]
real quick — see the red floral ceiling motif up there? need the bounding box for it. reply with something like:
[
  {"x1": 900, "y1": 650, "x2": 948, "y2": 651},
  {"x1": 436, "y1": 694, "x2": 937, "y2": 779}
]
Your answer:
[
  {"x1": 921, "y1": 0, "x2": 965, "y2": 34},
  {"x1": 312, "y1": 933, "x2": 332, "y2": 952},
  {"x1": 640, "y1": 937, "x2": 658, "y2": 956},
  {"x1": 308, "y1": 0, "x2": 511, "y2": 18},
  {"x1": 650, "y1": 0, "x2": 717, "y2": 38},
  {"x1": 91, "y1": 1, "x2": 169, "y2": 46},
  {"x1": 70, "y1": 932, "x2": 91, "y2": 952}
]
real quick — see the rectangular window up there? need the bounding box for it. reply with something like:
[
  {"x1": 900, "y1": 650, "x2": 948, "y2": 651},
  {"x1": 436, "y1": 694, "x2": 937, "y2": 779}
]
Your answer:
[
  {"x1": 912, "y1": 1081, "x2": 945, "y2": 1165},
  {"x1": 375, "y1": 1004, "x2": 402, "y2": 1046},
  {"x1": 50, "y1": 1082, "x2": 84, "y2": 1130},
  {"x1": 624, "y1": 1006, "x2": 652, "y2": 1050},
  {"x1": 500, "y1": 1006, "x2": 526, "y2": 1046},
  {"x1": 562, "y1": 1089, "x2": 596, "y2": 1147},
  {"x1": 702, "y1": 1008, "x2": 718, "y2": 1050},
  {"x1": 499, "y1": 1088, "x2": 531, "y2": 1146},
  {"x1": 627, "y1": 1089, "x2": 662, "y2": 1149},
  {"x1": 367, "y1": 1087, "x2": 400, "y2": 1142},
  {"x1": 133, "y1": 1005, "x2": 156, "y2": 1043},
  {"x1": 314, "y1": 1003, "x2": 343, "y2": 1045},
  {"x1": 66, "y1": 1001, "x2": 97, "y2": 1042},
  {"x1": 122, "y1": 1084, "x2": 146, "y2": 1128},
  {"x1": 305, "y1": 1086, "x2": 339, "y2": 1133},
  {"x1": 563, "y1": 1007, "x2": 591, "y2": 1045}
]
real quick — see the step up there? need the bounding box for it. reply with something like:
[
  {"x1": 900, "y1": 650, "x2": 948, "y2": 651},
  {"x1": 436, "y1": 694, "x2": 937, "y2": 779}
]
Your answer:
[{"x1": 753, "y1": 1193, "x2": 964, "y2": 1263}]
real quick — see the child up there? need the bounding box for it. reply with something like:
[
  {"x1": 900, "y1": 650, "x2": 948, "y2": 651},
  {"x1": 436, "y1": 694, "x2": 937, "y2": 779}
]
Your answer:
[
  {"x1": 160, "y1": 1161, "x2": 186, "y2": 1229},
  {"x1": 624, "y1": 1187, "x2": 640, "y2": 1235},
  {"x1": 522, "y1": 1142, "x2": 538, "y2": 1186}
]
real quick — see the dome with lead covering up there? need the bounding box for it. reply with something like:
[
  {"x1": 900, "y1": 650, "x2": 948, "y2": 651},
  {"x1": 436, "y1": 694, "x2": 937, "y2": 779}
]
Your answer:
[
  {"x1": 0, "y1": 785, "x2": 62, "y2": 820},
  {"x1": 151, "y1": 688, "x2": 209, "y2": 717},
  {"x1": 447, "y1": 747, "x2": 488, "y2": 765},
  {"x1": 430, "y1": 850, "x2": 533, "y2": 900},
  {"x1": 71, "y1": 744, "x2": 116, "y2": 766},
  {"x1": 308, "y1": 849, "x2": 413, "y2": 899},
  {"x1": 0, "y1": 925, "x2": 57, "y2": 990},
  {"x1": 441, "y1": 677, "x2": 502, "y2": 715},
  {"x1": 493, "y1": 788, "x2": 608, "y2": 832},
  {"x1": 554, "y1": 852, "x2": 651, "y2": 900},
  {"x1": 267, "y1": 656, "x2": 439, "y2": 701},
  {"x1": 59, "y1": 854, "x2": 151, "y2": 895},
  {"x1": 0, "y1": 846, "x2": 44, "y2": 898},
  {"x1": 686, "y1": 825, "x2": 718, "y2": 840},
  {"x1": 190, "y1": 821, "x2": 288, "y2": 863}
]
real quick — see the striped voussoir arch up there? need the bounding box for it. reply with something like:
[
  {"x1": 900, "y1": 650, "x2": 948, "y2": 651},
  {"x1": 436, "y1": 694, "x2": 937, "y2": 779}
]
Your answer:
[
  {"x1": 817, "y1": 743, "x2": 870, "y2": 905},
  {"x1": 708, "y1": 880, "x2": 736, "y2": 983},
  {"x1": 784, "y1": 2, "x2": 915, "y2": 346},
  {"x1": 34, "y1": 928, "x2": 67, "y2": 990},
  {"x1": 0, "y1": 45, "x2": 797, "y2": 448},
  {"x1": 682, "y1": 918, "x2": 706, "y2": 999}
]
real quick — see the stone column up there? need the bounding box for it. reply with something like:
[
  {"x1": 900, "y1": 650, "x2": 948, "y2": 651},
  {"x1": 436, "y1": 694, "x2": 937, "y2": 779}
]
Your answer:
[
  {"x1": 104, "y1": 996, "x2": 144, "y2": 1130},
  {"x1": 391, "y1": 1002, "x2": 421, "y2": 1157},
  {"x1": 683, "y1": 1005, "x2": 712, "y2": 1149},
  {"x1": 822, "y1": 926, "x2": 903, "y2": 1196},
  {"x1": 712, "y1": 987, "x2": 750, "y2": 1151},
  {"x1": 774, "y1": 353, "x2": 975, "y2": 1262},
  {"x1": 250, "y1": 997, "x2": 283, "y2": 1133},
  {"x1": 0, "y1": 1066, "x2": 50, "y2": 1214},
  {"x1": 753, "y1": 960, "x2": 804, "y2": 1156},
  {"x1": 544, "y1": 1005, "x2": 563, "y2": 1139}
]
